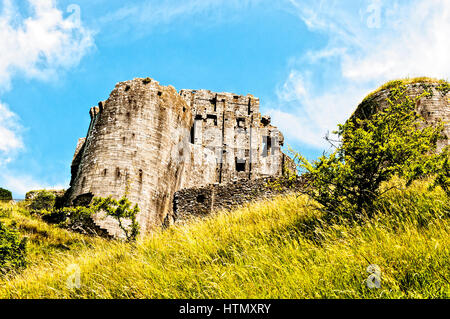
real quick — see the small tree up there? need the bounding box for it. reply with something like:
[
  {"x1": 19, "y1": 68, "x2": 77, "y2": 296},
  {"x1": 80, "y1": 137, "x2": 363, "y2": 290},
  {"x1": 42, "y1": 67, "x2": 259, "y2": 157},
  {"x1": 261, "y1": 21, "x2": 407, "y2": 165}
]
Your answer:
[
  {"x1": 294, "y1": 83, "x2": 449, "y2": 220},
  {"x1": 91, "y1": 196, "x2": 140, "y2": 241},
  {"x1": 0, "y1": 222, "x2": 27, "y2": 274},
  {"x1": 0, "y1": 188, "x2": 12, "y2": 202}
]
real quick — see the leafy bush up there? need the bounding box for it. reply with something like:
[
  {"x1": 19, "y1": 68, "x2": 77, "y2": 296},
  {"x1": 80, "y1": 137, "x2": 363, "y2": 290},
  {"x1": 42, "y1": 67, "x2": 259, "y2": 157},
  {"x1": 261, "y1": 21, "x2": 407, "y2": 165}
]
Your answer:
[
  {"x1": 92, "y1": 196, "x2": 140, "y2": 241},
  {"x1": 29, "y1": 193, "x2": 140, "y2": 240},
  {"x1": 294, "y1": 83, "x2": 449, "y2": 220},
  {"x1": 0, "y1": 188, "x2": 12, "y2": 201},
  {"x1": 0, "y1": 222, "x2": 27, "y2": 274},
  {"x1": 39, "y1": 206, "x2": 103, "y2": 236},
  {"x1": 27, "y1": 190, "x2": 57, "y2": 212}
]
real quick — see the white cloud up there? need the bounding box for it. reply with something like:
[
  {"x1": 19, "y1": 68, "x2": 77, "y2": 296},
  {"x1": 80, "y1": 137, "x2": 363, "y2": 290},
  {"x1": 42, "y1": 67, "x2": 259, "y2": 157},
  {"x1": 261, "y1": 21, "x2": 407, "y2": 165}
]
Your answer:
[
  {"x1": 269, "y1": 0, "x2": 450, "y2": 150},
  {"x1": 0, "y1": 0, "x2": 94, "y2": 88},
  {"x1": 0, "y1": 0, "x2": 94, "y2": 196},
  {"x1": 0, "y1": 171, "x2": 68, "y2": 199},
  {"x1": 99, "y1": 0, "x2": 263, "y2": 38},
  {"x1": 0, "y1": 102, "x2": 23, "y2": 158}
]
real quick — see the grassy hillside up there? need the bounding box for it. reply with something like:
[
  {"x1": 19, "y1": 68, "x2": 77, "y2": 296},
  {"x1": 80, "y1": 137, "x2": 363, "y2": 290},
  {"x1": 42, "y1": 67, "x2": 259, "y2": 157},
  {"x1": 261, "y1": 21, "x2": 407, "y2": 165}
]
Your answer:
[{"x1": 0, "y1": 179, "x2": 449, "y2": 299}]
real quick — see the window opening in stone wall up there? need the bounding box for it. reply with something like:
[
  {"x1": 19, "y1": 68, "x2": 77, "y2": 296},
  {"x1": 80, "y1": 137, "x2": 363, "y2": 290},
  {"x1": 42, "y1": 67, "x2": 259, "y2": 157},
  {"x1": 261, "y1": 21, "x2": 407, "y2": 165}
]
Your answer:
[
  {"x1": 211, "y1": 96, "x2": 217, "y2": 112},
  {"x1": 190, "y1": 124, "x2": 195, "y2": 144},
  {"x1": 103, "y1": 169, "x2": 107, "y2": 177},
  {"x1": 207, "y1": 114, "x2": 218, "y2": 126},
  {"x1": 237, "y1": 118, "x2": 245, "y2": 128},
  {"x1": 196, "y1": 194, "x2": 206, "y2": 203},
  {"x1": 139, "y1": 169, "x2": 143, "y2": 183},
  {"x1": 116, "y1": 168, "x2": 121, "y2": 179},
  {"x1": 262, "y1": 136, "x2": 272, "y2": 157},
  {"x1": 235, "y1": 158, "x2": 246, "y2": 172}
]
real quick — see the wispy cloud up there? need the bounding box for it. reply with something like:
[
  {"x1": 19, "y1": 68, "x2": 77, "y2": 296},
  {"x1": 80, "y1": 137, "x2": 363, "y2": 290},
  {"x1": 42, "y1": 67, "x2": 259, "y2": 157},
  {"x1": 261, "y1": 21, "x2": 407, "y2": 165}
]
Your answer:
[
  {"x1": 0, "y1": 0, "x2": 94, "y2": 196},
  {"x1": 98, "y1": 0, "x2": 264, "y2": 38},
  {"x1": 0, "y1": 0, "x2": 94, "y2": 88},
  {"x1": 0, "y1": 171, "x2": 68, "y2": 199},
  {"x1": 268, "y1": 0, "x2": 450, "y2": 150},
  {"x1": 0, "y1": 101, "x2": 23, "y2": 161}
]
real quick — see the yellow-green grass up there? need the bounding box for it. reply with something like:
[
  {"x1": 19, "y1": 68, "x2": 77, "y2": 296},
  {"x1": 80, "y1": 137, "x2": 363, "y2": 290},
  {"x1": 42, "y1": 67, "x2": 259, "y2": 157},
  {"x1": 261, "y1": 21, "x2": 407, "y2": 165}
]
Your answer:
[{"x1": 0, "y1": 180, "x2": 449, "y2": 299}]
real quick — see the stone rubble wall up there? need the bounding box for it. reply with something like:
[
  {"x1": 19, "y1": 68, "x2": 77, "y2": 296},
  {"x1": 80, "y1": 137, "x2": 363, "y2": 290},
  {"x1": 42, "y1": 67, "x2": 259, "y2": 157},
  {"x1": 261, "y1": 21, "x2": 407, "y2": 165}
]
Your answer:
[{"x1": 172, "y1": 176, "x2": 306, "y2": 224}]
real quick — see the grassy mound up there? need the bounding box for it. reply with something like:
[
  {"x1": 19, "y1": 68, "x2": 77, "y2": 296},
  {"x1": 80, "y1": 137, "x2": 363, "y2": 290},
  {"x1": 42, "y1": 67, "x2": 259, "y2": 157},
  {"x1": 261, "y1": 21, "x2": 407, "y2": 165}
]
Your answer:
[{"x1": 0, "y1": 179, "x2": 448, "y2": 299}]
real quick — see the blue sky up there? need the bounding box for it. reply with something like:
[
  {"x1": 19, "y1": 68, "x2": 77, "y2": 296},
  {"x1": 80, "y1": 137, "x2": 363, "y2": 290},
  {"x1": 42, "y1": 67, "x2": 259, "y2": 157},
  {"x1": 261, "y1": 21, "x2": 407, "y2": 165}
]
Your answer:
[{"x1": 0, "y1": 0, "x2": 449, "y2": 198}]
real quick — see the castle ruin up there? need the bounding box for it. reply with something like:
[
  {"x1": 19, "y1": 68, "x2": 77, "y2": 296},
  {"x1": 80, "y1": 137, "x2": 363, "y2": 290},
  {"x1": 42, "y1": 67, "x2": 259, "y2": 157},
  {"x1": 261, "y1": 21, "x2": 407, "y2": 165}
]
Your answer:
[
  {"x1": 66, "y1": 77, "x2": 293, "y2": 237},
  {"x1": 352, "y1": 81, "x2": 449, "y2": 152}
]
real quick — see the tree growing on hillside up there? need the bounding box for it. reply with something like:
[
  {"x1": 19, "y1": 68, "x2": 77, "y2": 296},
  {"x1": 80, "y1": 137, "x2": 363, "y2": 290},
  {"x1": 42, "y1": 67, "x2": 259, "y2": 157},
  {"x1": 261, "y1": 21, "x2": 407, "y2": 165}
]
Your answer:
[{"x1": 294, "y1": 83, "x2": 449, "y2": 220}]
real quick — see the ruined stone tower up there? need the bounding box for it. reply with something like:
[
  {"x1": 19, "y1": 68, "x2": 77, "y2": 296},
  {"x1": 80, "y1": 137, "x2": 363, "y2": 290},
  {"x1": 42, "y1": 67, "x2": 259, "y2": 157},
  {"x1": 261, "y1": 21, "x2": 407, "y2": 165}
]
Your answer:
[
  {"x1": 352, "y1": 80, "x2": 450, "y2": 151},
  {"x1": 66, "y1": 78, "x2": 290, "y2": 237}
]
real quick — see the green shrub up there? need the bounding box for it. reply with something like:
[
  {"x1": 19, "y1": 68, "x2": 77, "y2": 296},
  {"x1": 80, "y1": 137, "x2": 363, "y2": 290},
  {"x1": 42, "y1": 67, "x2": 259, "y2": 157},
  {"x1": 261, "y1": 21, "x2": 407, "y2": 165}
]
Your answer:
[
  {"x1": 0, "y1": 222, "x2": 27, "y2": 274},
  {"x1": 294, "y1": 83, "x2": 449, "y2": 220},
  {"x1": 92, "y1": 196, "x2": 140, "y2": 241},
  {"x1": 41, "y1": 206, "x2": 100, "y2": 236},
  {"x1": 0, "y1": 188, "x2": 12, "y2": 201},
  {"x1": 27, "y1": 190, "x2": 57, "y2": 212}
]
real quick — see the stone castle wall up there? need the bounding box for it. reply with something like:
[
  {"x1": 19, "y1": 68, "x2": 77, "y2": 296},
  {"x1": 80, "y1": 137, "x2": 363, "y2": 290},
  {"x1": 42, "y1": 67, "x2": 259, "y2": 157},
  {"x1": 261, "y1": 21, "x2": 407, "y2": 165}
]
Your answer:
[
  {"x1": 353, "y1": 82, "x2": 449, "y2": 151},
  {"x1": 172, "y1": 176, "x2": 305, "y2": 224},
  {"x1": 67, "y1": 77, "x2": 291, "y2": 237},
  {"x1": 67, "y1": 78, "x2": 208, "y2": 236}
]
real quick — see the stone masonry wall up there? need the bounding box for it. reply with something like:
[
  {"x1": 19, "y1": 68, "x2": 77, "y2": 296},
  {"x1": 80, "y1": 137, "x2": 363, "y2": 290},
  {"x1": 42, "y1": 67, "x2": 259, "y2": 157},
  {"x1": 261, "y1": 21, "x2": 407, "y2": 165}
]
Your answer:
[
  {"x1": 66, "y1": 78, "x2": 198, "y2": 236},
  {"x1": 67, "y1": 77, "x2": 291, "y2": 237},
  {"x1": 172, "y1": 176, "x2": 305, "y2": 224},
  {"x1": 180, "y1": 89, "x2": 287, "y2": 184},
  {"x1": 353, "y1": 82, "x2": 449, "y2": 151}
]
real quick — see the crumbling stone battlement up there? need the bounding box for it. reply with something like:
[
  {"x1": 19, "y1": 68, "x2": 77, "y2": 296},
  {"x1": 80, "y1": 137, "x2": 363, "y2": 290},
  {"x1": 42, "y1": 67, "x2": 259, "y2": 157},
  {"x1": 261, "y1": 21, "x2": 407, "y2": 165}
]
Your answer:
[{"x1": 66, "y1": 77, "x2": 293, "y2": 237}]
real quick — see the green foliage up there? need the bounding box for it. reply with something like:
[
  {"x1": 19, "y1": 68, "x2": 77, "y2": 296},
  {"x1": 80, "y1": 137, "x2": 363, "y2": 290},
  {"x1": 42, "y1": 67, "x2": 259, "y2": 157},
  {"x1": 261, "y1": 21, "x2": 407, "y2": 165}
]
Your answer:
[
  {"x1": 293, "y1": 83, "x2": 449, "y2": 220},
  {"x1": 50, "y1": 207, "x2": 98, "y2": 235},
  {"x1": 0, "y1": 188, "x2": 12, "y2": 201},
  {"x1": 92, "y1": 196, "x2": 140, "y2": 241},
  {"x1": 436, "y1": 82, "x2": 450, "y2": 96},
  {"x1": 431, "y1": 149, "x2": 450, "y2": 197},
  {"x1": 38, "y1": 205, "x2": 110, "y2": 237},
  {"x1": 0, "y1": 222, "x2": 27, "y2": 274},
  {"x1": 27, "y1": 190, "x2": 56, "y2": 212},
  {"x1": 362, "y1": 77, "x2": 449, "y2": 102}
]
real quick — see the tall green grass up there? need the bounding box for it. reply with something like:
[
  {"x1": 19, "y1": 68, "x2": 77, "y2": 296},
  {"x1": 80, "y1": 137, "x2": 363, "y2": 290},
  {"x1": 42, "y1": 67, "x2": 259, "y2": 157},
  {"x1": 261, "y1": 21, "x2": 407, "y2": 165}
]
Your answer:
[{"x1": 0, "y1": 180, "x2": 448, "y2": 299}]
